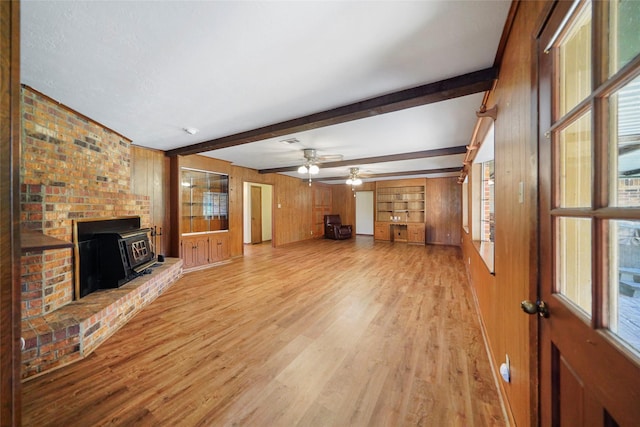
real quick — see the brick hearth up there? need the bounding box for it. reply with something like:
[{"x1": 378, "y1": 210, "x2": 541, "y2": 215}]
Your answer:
[{"x1": 21, "y1": 258, "x2": 182, "y2": 380}]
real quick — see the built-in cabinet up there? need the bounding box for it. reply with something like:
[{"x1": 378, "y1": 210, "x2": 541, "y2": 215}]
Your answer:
[
  {"x1": 181, "y1": 234, "x2": 209, "y2": 269},
  {"x1": 374, "y1": 179, "x2": 426, "y2": 245},
  {"x1": 180, "y1": 232, "x2": 229, "y2": 270},
  {"x1": 171, "y1": 160, "x2": 232, "y2": 270},
  {"x1": 181, "y1": 168, "x2": 229, "y2": 233},
  {"x1": 209, "y1": 232, "x2": 230, "y2": 262},
  {"x1": 407, "y1": 223, "x2": 426, "y2": 244}
]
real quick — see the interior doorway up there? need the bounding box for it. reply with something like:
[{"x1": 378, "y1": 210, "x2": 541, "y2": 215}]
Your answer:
[
  {"x1": 355, "y1": 191, "x2": 374, "y2": 235},
  {"x1": 243, "y1": 182, "x2": 273, "y2": 245}
]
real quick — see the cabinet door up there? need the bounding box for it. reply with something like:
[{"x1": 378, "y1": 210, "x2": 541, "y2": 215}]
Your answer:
[
  {"x1": 374, "y1": 222, "x2": 390, "y2": 241},
  {"x1": 194, "y1": 236, "x2": 209, "y2": 265},
  {"x1": 181, "y1": 235, "x2": 209, "y2": 268},
  {"x1": 181, "y1": 236, "x2": 197, "y2": 269},
  {"x1": 407, "y1": 223, "x2": 426, "y2": 245},
  {"x1": 209, "y1": 233, "x2": 230, "y2": 262}
]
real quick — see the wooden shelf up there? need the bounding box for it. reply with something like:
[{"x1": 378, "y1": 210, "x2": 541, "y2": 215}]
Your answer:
[
  {"x1": 21, "y1": 229, "x2": 73, "y2": 253},
  {"x1": 376, "y1": 183, "x2": 426, "y2": 224}
]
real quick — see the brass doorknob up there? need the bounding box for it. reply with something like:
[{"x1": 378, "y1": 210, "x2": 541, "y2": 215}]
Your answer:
[{"x1": 521, "y1": 300, "x2": 549, "y2": 318}]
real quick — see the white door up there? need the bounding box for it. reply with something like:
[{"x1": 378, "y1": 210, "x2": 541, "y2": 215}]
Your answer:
[{"x1": 355, "y1": 191, "x2": 374, "y2": 235}]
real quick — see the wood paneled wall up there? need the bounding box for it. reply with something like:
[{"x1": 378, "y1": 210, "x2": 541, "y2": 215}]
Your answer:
[
  {"x1": 131, "y1": 146, "x2": 170, "y2": 256},
  {"x1": 0, "y1": 1, "x2": 21, "y2": 424},
  {"x1": 312, "y1": 185, "x2": 332, "y2": 238},
  {"x1": 426, "y1": 177, "x2": 461, "y2": 246},
  {"x1": 461, "y1": 1, "x2": 549, "y2": 425},
  {"x1": 229, "y1": 166, "x2": 316, "y2": 252}
]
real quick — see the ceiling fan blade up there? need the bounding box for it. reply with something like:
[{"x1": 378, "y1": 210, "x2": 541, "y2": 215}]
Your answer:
[{"x1": 317, "y1": 154, "x2": 344, "y2": 162}]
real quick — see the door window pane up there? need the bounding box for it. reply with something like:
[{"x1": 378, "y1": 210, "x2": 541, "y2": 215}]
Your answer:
[
  {"x1": 610, "y1": 74, "x2": 640, "y2": 207},
  {"x1": 557, "y1": 217, "x2": 592, "y2": 316},
  {"x1": 608, "y1": 220, "x2": 640, "y2": 354},
  {"x1": 559, "y1": 111, "x2": 592, "y2": 208},
  {"x1": 559, "y1": 2, "x2": 592, "y2": 116},
  {"x1": 610, "y1": 0, "x2": 640, "y2": 76}
]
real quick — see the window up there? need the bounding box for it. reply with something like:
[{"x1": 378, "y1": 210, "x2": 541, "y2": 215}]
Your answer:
[
  {"x1": 462, "y1": 176, "x2": 469, "y2": 233},
  {"x1": 472, "y1": 122, "x2": 495, "y2": 271}
]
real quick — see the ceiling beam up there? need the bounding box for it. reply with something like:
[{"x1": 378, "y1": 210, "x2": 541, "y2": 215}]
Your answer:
[
  {"x1": 307, "y1": 167, "x2": 462, "y2": 183},
  {"x1": 259, "y1": 145, "x2": 466, "y2": 174},
  {"x1": 166, "y1": 67, "x2": 497, "y2": 157}
]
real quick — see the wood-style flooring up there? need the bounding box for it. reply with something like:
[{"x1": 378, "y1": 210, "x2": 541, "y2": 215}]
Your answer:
[{"x1": 22, "y1": 237, "x2": 506, "y2": 426}]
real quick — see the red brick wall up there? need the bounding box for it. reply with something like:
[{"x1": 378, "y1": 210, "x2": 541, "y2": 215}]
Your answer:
[{"x1": 20, "y1": 86, "x2": 151, "y2": 319}]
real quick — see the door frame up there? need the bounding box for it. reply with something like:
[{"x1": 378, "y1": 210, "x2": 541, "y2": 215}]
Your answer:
[
  {"x1": 242, "y1": 181, "x2": 274, "y2": 247},
  {"x1": 0, "y1": 1, "x2": 22, "y2": 423},
  {"x1": 250, "y1": 185, "x2": 262, "y2": 244}
]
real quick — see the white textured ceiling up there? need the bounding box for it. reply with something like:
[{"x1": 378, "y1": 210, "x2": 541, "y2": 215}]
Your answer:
[{"x1": 20, "y1": 0, "x2": 512, "y2": 183}]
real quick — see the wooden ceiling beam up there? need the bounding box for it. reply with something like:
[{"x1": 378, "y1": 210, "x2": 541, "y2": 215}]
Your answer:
[
  {"x1": 307, "y1": 167, "x2": 462, "y2": 183},
  {"x1": 259, "y1": 146, "x2": 466, "y2": 174},
  {"x1": 166, "y1": 67, "x2": 497, "y2": 157}
]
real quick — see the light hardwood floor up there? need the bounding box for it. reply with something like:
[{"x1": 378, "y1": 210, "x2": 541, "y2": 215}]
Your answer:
[{"x1": 22, "y1": 237, "x2": 506, "y2": 426}]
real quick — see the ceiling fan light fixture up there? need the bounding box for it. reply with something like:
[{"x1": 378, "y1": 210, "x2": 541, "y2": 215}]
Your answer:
[
  {"x1": 298, "y1": 165, "x2": 309, "y2": 174},
  {"x1": 346, "y1": 167, "x2": 362, "y2": 186},
  {"x1": 308, "y1": 164, "x2": 320, "y2": 175}
]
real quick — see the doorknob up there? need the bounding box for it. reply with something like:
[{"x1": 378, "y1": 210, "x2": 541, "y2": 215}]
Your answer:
[{"x1": 521, "y1": 300, "x2": 549, "y2": 318}]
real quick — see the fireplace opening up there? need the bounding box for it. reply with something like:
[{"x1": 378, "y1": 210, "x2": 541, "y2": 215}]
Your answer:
[{"x1": 74, "y1": 217, "x2": 157, "y2": 299}]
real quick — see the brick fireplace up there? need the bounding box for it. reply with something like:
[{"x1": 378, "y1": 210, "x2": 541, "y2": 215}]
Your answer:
[{"x1": 20, "y1": 87, "x2": 182, "y2": 379}]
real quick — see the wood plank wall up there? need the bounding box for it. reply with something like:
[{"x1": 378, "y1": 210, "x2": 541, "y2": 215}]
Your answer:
[
  {"x1": 312, "y1": 185, "x2": 332, "y2": 238},
  {"x1": 426, "y1": 177, "x2": 461, "y2": 246},
  {"x1": 131, "y1": 146, "x2": 170, "y2": 256},
  {"x1": 0, "y1": 1, "x2": 21, "y2": 424},
  {"x1": 461, "y1": 1, "x2": 549, "y2": 425}
]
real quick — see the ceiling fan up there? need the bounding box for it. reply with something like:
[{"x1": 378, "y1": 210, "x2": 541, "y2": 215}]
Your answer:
[
  {"x1": 345, "y1": 167, "x2": 374, "y2": 195},
  {"x1": 297, "y1": 148, "x2": 343, "y2": 185}
]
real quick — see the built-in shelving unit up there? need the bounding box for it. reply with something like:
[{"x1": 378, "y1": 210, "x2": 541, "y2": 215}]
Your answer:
[
  {"x1": 376, "y1": 185, "x2": 426, "y2": 223},
  {"x1": 375, "y1": 179, "x2": 427, "y2": 244},
  {"x1": 176, "y1": 166, "x2": 231, "y2": 270},
  {"x1": 181, "y1": 168, "x2": 229, "y2": 234}
]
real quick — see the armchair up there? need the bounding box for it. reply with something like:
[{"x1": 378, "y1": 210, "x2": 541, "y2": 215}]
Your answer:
[{"x1": 324, "y1": 215, "x2": 353, "y2": 240}]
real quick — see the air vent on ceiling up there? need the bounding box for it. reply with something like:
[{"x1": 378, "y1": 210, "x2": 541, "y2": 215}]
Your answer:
[{"x1": 280, "y1": 137, "x2": 299, "y2": 145}]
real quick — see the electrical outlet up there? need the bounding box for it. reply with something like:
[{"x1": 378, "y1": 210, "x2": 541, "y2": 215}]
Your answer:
[{"x1": 500, "y1": 354, "x2": 511, "y2": 383}]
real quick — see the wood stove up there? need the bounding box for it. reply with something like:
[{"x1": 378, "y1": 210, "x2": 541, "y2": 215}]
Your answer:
[{"x1": 74, "y1": 217, "x2": 157, "y2": 298}]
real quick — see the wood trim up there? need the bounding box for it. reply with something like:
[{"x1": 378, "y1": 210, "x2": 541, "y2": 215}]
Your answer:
[
  {"x1": 260, "y1": 146, "x2": 466, "y2": 174},
  {"x1": 166, "y1": 68, "x2": 497, "y2": 157},
  {"x1": 0, "y1": 1, "x2": 21, "y2": 424},
  {"x1": 493, "y1": 1, "x2": 521, "y2": 71}
]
